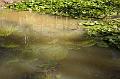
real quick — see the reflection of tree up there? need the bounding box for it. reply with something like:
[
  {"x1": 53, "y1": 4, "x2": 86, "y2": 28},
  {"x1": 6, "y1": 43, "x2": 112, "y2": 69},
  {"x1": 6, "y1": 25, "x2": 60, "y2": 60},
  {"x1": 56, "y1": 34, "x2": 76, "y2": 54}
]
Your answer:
[{"x1": 0, "y1": 20, "x2": 58, "y2": 79}]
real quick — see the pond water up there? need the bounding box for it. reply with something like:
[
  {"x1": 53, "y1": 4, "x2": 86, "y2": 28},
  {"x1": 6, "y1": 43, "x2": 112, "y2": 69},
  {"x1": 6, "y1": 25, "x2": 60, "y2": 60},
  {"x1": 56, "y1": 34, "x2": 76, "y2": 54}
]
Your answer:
[{"x1": 0, "y1": 10, "x2": 120, "y2": 79}]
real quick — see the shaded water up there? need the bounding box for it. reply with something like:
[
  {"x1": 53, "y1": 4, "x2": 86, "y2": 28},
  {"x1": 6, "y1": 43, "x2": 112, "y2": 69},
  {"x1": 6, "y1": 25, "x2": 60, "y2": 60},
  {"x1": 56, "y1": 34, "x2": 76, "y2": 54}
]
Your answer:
[{"x1": 0, "y1": 10, "x2": 120, "y2": 79}]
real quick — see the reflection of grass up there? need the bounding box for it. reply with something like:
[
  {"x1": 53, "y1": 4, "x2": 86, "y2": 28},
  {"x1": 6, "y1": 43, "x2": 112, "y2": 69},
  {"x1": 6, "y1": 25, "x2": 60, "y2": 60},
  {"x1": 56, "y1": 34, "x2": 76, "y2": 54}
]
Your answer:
[
  {"x1": 0, "y1": 26, "x2": 17, "y2": 36},
  {"x1": 0, "y1": 46, "x2": 58, "y2": 79},
  {"x1": 0, "y1": 26, "x2": 59, "y2": 79},
  {"x1": 1, "y1": 42, "x2": 19, "y2": 48}
]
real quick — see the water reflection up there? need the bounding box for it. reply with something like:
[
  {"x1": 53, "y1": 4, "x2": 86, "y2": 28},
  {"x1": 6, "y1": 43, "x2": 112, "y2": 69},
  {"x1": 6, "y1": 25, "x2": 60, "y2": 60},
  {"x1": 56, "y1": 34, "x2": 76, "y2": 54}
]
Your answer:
[{"x1": 0, "y1": 10, "x2": 120, "y2": 79}]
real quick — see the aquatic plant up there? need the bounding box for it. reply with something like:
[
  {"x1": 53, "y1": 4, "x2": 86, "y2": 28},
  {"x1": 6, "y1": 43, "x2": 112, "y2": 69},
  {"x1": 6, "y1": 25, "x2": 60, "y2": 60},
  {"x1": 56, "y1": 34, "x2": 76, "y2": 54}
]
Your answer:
[
  {"x1": 83, "y1": 19, "x2": 120, "y2": 49},
  {"x1": 6, "y1": 0, "x2": 120, "y2": 19},
  {"x1": 0, "y1": 26, "x2": 17, "y2": 36}
]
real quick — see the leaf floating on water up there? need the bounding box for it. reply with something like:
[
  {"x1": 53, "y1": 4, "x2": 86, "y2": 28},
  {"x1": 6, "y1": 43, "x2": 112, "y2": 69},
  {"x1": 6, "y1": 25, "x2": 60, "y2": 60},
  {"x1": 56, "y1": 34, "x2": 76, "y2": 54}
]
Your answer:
[
  {"x1": 97, "y1": 41, "x2": 109, "y2": 48},
  {"x1": 79, "y1": 40, "x2": 96, "y2": 47},
  {"x1": 82, "y1": 22, "x2": 95, "y2": 26}
]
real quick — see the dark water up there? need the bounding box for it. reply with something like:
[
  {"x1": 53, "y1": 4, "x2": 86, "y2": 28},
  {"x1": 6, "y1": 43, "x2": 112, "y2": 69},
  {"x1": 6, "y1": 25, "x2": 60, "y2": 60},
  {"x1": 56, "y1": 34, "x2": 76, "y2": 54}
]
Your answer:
[{"x1": 0, "y1": 10, "x2": 120, "y2": 79}]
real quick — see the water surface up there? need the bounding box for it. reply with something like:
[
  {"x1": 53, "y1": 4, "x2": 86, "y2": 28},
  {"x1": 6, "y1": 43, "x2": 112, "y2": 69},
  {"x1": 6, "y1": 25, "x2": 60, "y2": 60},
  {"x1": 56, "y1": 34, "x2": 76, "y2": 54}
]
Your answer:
[{"x1": 0, "y1": 10, "x2": 120, "y2": 79}]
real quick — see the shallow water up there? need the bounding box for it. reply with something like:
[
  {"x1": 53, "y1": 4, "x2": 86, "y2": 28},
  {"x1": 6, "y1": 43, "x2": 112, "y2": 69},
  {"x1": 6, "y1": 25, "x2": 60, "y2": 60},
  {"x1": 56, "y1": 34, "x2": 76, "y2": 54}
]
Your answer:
[{"x1": 0, "y1": 10, "x2": 120, "y2": 79}]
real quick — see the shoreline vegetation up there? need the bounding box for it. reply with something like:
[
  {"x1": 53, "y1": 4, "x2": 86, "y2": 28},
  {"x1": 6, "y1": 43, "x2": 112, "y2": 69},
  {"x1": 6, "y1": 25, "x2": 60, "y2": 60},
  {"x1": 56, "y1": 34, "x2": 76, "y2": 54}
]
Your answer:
[
  {"x1": 6, "y1": 0, "x2": 120, "y2": 19},
  {"x1": 2, "y1": 0, "x2": 120, "y2": 49}
]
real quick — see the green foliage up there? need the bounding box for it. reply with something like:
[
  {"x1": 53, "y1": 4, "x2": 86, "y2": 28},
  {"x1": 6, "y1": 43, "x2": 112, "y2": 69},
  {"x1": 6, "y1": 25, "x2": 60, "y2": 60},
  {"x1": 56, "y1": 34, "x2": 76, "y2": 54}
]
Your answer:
[
  {"x1": 6, "y1": 0, "x2": 120, "y2": 18},
  {"x1": 84, "y1": 19, "x2": 120, "y2": 49}
]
